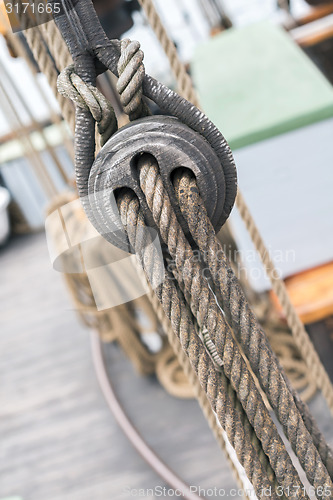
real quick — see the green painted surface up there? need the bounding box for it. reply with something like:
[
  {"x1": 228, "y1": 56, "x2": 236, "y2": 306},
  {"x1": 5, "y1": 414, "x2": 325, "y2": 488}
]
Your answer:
[{"x1": 192, "y1": 22, "x2": 333, "y2": 149}]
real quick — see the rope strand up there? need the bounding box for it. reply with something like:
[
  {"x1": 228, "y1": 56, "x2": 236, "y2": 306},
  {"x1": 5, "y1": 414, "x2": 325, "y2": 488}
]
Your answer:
[
  {"x1": 137, "y1": 0, "x2": 333, "y2": 419},
  {"x1": 117, "y1": 189, "x2": 281, "y2": 500},
  {"x1": 137, "y1": 156, "x2": 322, "y2": 499}
]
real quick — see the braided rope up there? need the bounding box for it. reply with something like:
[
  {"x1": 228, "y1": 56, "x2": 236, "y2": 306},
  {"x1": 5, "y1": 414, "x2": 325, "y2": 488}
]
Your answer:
[
  {"x1": 117, "y1": 189, "x2": 280, "y2": 500},
  {"x1": 137, "y1": 156, "x2": 332, "y2": 497},
  {"x1": 138, "y1": 267, "x2": 276, "y2": 497},
  {"x1": 174, "y1": 170, "x2": 333, "y2": 482},
  {"x1": 137, "y1": 0, "x2": 333, "y2": 417}
]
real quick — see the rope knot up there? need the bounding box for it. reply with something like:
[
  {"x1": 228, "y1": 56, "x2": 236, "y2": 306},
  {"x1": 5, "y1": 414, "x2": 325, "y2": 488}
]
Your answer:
[
  {"x1": 117, "y1": 38, "x2": 150, "y2": 120},
  {"x1": 57, "y1": 64, "x2": 117, "y2": 146}
]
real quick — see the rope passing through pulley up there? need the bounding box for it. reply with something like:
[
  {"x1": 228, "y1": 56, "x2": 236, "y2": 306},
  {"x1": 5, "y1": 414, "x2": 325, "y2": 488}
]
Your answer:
[
  {"x1": 88, "y1": 115, "x2": 233, "y2": 251},
  {"x1": 54, "y1": 0, "x2": 237, "y2": 246},
  {"x1": 53, "y1": 1, "x2": 333, "y2": 498}
]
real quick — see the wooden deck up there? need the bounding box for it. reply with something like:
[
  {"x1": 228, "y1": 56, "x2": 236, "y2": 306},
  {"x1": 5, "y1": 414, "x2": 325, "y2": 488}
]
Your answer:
[{"x1": 1, "y1": 233, "x2": 332, "y2": 500}]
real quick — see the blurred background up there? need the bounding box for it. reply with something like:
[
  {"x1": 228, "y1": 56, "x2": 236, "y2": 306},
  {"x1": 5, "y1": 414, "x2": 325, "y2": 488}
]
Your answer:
[{"x1": 1, "y1": 1, "x2": 333, "y2": 499}]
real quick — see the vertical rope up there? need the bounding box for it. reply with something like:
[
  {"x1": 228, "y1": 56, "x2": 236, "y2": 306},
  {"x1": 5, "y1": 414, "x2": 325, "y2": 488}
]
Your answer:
[
  {"x1": 6, "y1": 31, "x2": 74, "y2": 161},
  {"x1": 15, "y1": 0, "x2": 75, "y2": 132},
  {"x1": 138, "y1": 0, "x2": 200, "y2": 105},
  {"x1": 23, "y1": 26, "x2": 75, "y2": 132},
  {"x1": 137, "y1": 157, "x2": 331, "y2": 495}
]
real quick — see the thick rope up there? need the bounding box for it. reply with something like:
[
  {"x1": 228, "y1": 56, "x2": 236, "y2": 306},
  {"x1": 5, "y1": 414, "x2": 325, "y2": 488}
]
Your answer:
[
  {"x1": 14, "y1": 5, "x2": 253, "y2": 489},
  {"x1": 47, "y1": 190, "x2": 275, "y2": 497},
  {"x1": 176, "y1": 173, "x2": 333, "y2": 477},
  {"x1": 137, "y1": 156, "x2": 332, "y2": 497},
  {"x1": 174, "y1": 170, "x2": 333, "y2": 481},
  {"x1": 117, "y1": 189, "x2": 281, "y2": 500},
  {"x1": 137, "y1": 0, "x2": 333, "y2": 418},
  {"x1": 139, "y1": 268, "x2": 276, "y2": 497},
  {"x1": 54, "y1": 34, "x2": 272, "y2": 495}
]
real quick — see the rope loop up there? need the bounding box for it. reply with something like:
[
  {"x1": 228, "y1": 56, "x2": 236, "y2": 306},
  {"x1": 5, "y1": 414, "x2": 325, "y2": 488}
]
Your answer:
[
  {"x1": 117, "y1": 38, "x2": 150, "y2": 120},
  {"x1": 57, "y1": 64, "x2": 118, "y2": 146}
]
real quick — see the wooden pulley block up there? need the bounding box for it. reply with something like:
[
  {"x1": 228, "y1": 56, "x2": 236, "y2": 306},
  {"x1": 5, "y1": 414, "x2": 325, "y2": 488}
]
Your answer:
[{"x1": 88, "y1": 115, "x2": 230, "y2": 251}]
